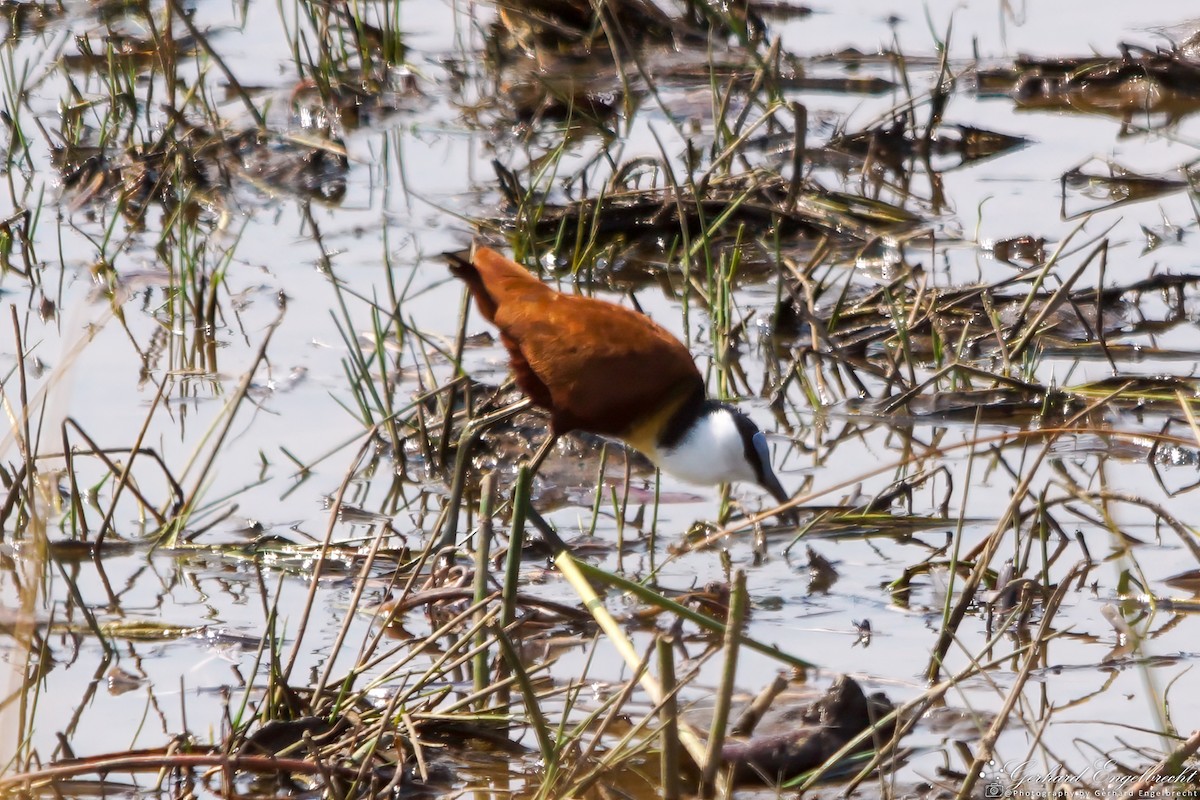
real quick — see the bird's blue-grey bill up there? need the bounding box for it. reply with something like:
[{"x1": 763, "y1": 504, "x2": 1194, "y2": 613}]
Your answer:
[{"x1": 752, "y1": 431, "x2": 790, "y2": 505}]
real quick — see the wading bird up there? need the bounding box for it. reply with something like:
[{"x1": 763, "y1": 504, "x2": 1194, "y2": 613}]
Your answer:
[{"x1": 441, "y1": 246, "x2": 790, "y2": 551}]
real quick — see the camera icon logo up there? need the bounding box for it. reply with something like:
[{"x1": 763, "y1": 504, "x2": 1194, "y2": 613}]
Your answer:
[{"x1": 980, "y1": 760, "x2": 1008, "y2": 799}]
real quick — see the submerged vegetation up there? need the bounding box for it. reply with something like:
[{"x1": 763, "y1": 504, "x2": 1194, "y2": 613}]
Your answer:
[{"x1": 1, "y1": 0, "x2": 1200, "y2": 797}]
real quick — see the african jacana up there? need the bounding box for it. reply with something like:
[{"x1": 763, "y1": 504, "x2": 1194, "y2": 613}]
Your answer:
[{"x1": 443, "y1": 246, "x2": 790, "y2": 549}]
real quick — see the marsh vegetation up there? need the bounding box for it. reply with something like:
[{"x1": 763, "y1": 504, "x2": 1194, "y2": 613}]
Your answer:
[{"x1": 2, "y1": 0, "x2": 1200, "y2": 797}]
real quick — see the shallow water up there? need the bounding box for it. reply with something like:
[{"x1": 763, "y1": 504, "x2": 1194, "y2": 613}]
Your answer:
[{"x1": 2, "y1": 0, "x2": 1200, "y2": 795}]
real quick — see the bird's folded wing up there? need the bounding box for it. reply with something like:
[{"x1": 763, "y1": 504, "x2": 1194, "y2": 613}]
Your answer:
[{"x1": 497, "y1": 293, "x2": 703, "y2": 435}]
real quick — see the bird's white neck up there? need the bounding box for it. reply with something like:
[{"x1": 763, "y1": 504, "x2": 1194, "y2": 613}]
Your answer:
[{"x1": 651, "y1": 405, "x2": 758, "y2": 486}]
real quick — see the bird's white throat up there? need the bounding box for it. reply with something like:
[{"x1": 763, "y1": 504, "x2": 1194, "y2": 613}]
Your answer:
[{"x1": 652, "y1": 407, "x2": 758, "y2": 486}]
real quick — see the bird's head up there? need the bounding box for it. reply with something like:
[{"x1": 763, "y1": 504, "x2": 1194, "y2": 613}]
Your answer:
[
  {"x1": 656, "y1": 402, "x2": 790, "y2": 508},
  {"x1": 727, "y1": 408, "x2": 791, "y2": 508}
]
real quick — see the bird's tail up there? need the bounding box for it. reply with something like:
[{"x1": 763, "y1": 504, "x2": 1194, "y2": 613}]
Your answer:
[{"x1": 445, "y1": 248, "x2": 500, "y2": 324}]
